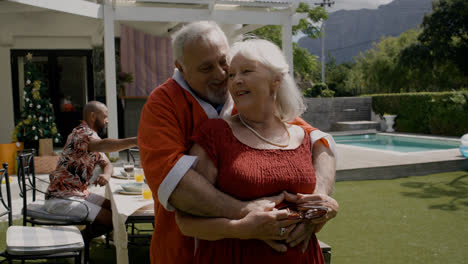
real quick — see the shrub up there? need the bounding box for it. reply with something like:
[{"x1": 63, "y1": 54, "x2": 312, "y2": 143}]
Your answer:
[
  {"x1": 369, "y1": 91, "x2": 468, "y2": 136},
  {"x1": 304, "y1": 82, "x2": 328, "y2": 97},
  {"x1": 321, "y1": 89, "x2": 335, "y2": 97}
]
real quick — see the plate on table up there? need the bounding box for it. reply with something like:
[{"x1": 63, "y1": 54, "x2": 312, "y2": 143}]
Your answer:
[
  {"x1": 117, "y1": 189, "x2": 141, "y2": 195},
  {"x1": 111, "y1": 169, "x2": 135, "y2": 179},
  {"x1": 112, "y1": 174, "x2": 134, "y2": 180}
]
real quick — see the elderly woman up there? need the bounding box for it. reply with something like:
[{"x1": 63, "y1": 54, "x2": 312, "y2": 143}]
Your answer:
[{"x1": 175, "y1": 39, "x2": 331, "y2": 263}]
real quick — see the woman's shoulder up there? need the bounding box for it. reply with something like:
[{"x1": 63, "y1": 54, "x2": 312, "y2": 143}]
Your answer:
[{"x1": 288, "y1": 124, "x2": 309, "y2": 148}]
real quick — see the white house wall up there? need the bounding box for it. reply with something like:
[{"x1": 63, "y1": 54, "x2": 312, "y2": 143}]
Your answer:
[
  {"x1": 0, "y1": 10, "x2": 102, "y2": 143},
  {"x1": 0, "y1": 8, "x2": 243, "y2": 143}
]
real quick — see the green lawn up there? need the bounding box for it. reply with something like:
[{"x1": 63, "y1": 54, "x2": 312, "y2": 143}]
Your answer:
[
  {"x1": 317, "y1": 171, "x2": 468, "y2": 264},
  {"x1": 1, "y1": 171, "x2": 467, "y2": 263}
]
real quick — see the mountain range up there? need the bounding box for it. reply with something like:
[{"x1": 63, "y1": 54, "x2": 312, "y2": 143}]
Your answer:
[{"x1": 298, "y1": 0, "x2": 434, "y2": 63}]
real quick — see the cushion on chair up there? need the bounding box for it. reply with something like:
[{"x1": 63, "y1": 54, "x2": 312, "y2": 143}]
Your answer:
[
  {"x1": 6, "y1": 226, "x2": 84, "y2": 256},
  {"x1": 26, "y1": 200, "x2": 86, "y2": 223}
]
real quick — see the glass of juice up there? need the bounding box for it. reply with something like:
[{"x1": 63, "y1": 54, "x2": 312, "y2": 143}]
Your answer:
[
  {"x1": 142, "y1": 184, "x2": 152, "y2": 200},
  {"x1": 135, "y1": 169, "x2": 144, "y2": 183}
]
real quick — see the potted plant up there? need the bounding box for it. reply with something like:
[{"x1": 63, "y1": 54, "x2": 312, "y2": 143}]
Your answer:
[
  {"x1": 460, "y1": 134, "x2": 468, "y2": 158},
  {"x1": 383, "y1": 113, "x2": 397, "y2": 132}
]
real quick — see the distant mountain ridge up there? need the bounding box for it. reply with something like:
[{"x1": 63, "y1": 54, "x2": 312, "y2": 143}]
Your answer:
[{"x1": 298, "y1": 0, "x2": 433, "y2": 63}]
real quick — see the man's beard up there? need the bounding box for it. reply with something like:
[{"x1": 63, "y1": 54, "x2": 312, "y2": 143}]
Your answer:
[
  {"x1": 97, "y1": 126, "x2": 107, "y2": 138},
  {"x1": 205, "y1": 83, "x2": 228, "y2": 105}
]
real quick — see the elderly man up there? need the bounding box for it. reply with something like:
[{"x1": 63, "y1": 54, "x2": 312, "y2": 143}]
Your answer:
[
  {"x1": 138, "y1": 21, "x2": 338, "y2": 264},
  {"x1": 45, "y1": 101, "x2": 138, "y2": 239}
]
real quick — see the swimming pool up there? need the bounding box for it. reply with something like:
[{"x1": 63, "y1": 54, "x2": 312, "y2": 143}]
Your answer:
[{"x1": 334, "y1": 134, "x2": 460, "y2": 153}]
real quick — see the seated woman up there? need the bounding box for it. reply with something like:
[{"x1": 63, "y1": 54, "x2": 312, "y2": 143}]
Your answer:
[{"x1": 175, "y1": 39, "x2": 333, "y2": 263}]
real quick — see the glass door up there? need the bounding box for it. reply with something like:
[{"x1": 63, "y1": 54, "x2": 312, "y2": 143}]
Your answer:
[
  {"x1": 11, "y1": 50, "x2": 94, "y2": 142},
  {"x1": 55, "y1": 56, "x2": 88, "y2": 138}
]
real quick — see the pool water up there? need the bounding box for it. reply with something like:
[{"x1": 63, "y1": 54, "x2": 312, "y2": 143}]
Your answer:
[{"x1": 334, "y1": 134, "x2": 459, "y2": 153}]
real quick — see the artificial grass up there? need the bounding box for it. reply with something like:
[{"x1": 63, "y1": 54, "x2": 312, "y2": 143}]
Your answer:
[{"x1": 317, "y1": 170, "x2": 468, "y2": 264}]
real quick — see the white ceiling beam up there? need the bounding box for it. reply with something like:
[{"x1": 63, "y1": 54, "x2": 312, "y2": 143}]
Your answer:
[
  {"x1": 115, "y1": 6, "x2": 297, "y2": 25},
  {"x1": 230, "y1": 24, "x2": 262, "y2": 37},
  {"x1": 135, "y1": 0, "x2": 211, "y2": 4},
  {"x1": 217, "y1": 0, "x2": 289, "y2": 8},
  {"x1": 7, "y1": 0, "x2": 103, "y2": 19},
  {"x1": 209, "y1": 0, "x2": 216, "y2": 13},
  {"x1": 0, "y1": 3, "x2": 45, "y2": 14}
]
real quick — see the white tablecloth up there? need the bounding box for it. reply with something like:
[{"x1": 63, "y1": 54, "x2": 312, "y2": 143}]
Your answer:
[{"x1": 105, "y1": 167, "x2": 154, "y2": 264}]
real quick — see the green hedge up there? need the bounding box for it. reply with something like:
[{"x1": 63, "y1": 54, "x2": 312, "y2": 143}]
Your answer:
[{"x1": 369, "y1": 91, "x2": 468, "y2": 136}]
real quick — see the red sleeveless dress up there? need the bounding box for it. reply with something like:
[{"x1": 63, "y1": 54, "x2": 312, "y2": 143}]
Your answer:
[{"x1": 191, "y1": 119, "x2": 325, "y2": 264}]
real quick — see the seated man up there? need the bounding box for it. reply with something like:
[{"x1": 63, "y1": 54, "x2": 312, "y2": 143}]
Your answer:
[{"x1": 44, "y1": 101, "x2": 138, "y2": 239}]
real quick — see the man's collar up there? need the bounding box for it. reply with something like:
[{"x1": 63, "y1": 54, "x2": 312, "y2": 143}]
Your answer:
[{"x1": 172, "y1": 69, "x2": 191, "y2": 92}]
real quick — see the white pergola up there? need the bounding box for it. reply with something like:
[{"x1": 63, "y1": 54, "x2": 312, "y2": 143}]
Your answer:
[{"x1": 7, "y1": 0, "x2": 306, "y2": 157}]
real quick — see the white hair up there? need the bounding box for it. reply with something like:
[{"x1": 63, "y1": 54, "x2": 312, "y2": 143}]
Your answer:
[
  {"x1": 229, "y1": 39, "x2": 306, "y2": 122},
  {"x1": 171, "y1": 21, "x2": 229, "y2": 67}
]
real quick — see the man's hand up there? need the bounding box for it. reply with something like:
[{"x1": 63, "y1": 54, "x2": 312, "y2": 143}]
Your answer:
[
  {"x1": 286, "y1": 222, "x2": 315, "y2": 252},
  {"x1": 95, "y1": 174, "x2": 110, "y2": 186},
  {"x1": 240, "y1": 192, "x2": 285, "y2": 218}
]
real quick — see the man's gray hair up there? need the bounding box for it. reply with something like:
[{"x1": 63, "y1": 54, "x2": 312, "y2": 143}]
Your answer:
[
  {"x1": 171, "y1": 21, "x2": 229, "y2": 67},
  {"x1": 229, "y1": 39, "x2": 306, "y2": 122}
]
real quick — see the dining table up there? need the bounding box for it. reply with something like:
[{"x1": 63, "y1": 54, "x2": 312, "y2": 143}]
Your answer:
[{"x1": 105, "y1": 167, "x2": 154, "y2": 264}]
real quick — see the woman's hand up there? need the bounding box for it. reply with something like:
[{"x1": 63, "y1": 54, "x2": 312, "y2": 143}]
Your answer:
[
  {"x1": 284, "y1": 191, "x2": 339, "y2": 225},
  {"x1": 283, "y1": 191, "x2": 339, "y2": 251},
  {"x1": 235, "y1": 209, "x2": 300, "y2": 241}
]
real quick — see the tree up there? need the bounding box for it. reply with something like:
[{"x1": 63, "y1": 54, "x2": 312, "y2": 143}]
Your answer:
[
  {"x1": 418, "y1": 0, "x2": 468, "y2": 74},
  {"x1": 325, "y1": 56, "x2": 354, "y2": 96},
  {"x1": 399, "y1": 0, "x2": 468, "y2": 89},
  {"x1": 344, "y1": 29, "x2": 422, "y2": 94},
  {"x1": 251, "y1": 3, "x2": 328, "y2": 90},
  {"x1": 12, "y1": 53, "x2": 61, "y2": 148}
]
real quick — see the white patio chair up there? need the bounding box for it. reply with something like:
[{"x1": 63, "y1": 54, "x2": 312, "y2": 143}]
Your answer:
[{"x1": 0, "y1": 162, "x2": 85, "y2": 264}]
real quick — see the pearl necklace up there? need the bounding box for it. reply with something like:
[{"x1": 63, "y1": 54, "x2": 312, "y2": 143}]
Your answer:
[{"x1": 238, "y1": 114, "x2": 290, "y2": 148}]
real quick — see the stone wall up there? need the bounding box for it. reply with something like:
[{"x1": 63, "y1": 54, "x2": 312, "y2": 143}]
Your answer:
[
  {"x1": 302, "y1": 97, "x2": 373, "y2": 131},
  {"x1": 123, "y1": 96, "x2": 375, "y2": 135}
]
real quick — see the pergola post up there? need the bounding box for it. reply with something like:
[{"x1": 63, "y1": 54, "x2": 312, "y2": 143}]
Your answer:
[
  {"x1": 103, "y1": 5, "x2": 119, "y2": 159},
  {"x1": 282, "y1": 22, "x2": 293, "y2": 76}
]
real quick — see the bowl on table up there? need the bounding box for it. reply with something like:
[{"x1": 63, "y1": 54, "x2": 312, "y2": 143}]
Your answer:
[{"x1": 120, "y1": 182, "x2": 143, "y2": 193}]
